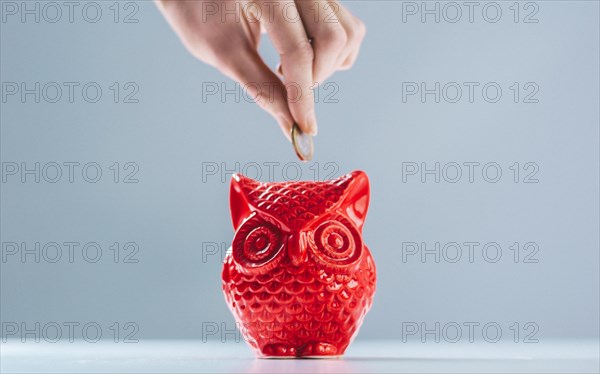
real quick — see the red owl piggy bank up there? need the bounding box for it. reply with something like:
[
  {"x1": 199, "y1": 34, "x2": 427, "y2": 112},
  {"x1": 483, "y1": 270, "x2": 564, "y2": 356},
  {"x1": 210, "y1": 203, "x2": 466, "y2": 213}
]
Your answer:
[{"x1": 222, "y1": 170, "x2": 376, "y2": 358}]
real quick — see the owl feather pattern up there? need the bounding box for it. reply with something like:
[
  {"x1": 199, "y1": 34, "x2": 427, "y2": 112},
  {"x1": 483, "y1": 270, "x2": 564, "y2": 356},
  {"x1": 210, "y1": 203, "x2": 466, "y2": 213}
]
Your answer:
[{"x1": 222, "y1": 171, "x2": 376, "y2": 357}]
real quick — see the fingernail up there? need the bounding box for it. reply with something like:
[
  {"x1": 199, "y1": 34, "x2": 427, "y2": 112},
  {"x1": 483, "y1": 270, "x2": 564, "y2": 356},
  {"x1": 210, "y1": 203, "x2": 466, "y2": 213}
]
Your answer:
[
  {"x1": 306, "y1": 111, "x2": 318, "y2": 136},
  {"x1": 278, "y1": 113, "x2": 293, "y2": 142}
]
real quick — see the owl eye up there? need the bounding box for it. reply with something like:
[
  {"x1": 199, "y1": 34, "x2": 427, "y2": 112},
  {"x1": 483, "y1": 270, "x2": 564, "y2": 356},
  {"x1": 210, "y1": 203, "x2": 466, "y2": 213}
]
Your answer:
[
  {"x1": 244, "y1": 226, "x2": 278, "y2": 262},
  {"x1": 232, "y1": 213, "x2": 285, "y2": 273},
  {"x1": 310, "y1": 217, "x2": 362, "y2": 269}
]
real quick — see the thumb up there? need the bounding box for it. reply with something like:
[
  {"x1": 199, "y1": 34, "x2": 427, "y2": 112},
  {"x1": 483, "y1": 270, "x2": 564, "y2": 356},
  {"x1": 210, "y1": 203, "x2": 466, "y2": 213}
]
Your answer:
[{"x1": 220, "y1": 50, "x2": 295, "y2": 141}]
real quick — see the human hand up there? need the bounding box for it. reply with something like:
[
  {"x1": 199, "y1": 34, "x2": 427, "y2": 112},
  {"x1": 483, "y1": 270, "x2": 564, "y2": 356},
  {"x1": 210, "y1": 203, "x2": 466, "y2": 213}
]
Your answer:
[{"x1": 157, "y1": 0, "x2": 366, "y2": 140}]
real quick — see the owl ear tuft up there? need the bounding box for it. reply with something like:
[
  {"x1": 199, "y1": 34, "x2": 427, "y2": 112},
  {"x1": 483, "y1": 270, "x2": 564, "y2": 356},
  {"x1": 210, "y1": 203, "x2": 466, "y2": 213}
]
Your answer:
[
  {"x1": 338, "y1": 170, "x2": 370, "y2": 231},
  {"x1": 230, "y1": 174, "x2": 256, "y2": 231}
]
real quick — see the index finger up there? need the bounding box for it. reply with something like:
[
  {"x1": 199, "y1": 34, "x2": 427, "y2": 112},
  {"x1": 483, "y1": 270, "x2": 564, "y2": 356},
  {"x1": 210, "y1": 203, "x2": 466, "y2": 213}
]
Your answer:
[{"x1": 254, "y1": 0, "x2": 317, "y2": 135}]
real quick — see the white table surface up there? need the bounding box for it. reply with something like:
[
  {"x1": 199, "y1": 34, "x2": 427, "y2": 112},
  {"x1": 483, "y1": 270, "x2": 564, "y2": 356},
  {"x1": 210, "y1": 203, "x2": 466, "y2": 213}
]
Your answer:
[{"x1": 2, "y1": 339, "x2": 598, "y2": 373}]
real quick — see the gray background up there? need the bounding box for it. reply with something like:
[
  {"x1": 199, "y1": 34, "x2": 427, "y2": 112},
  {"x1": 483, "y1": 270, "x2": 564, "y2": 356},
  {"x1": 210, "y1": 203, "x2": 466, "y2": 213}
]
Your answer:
[{"x1": 1, "y1": 0, "x2": 598, "y2": 341}]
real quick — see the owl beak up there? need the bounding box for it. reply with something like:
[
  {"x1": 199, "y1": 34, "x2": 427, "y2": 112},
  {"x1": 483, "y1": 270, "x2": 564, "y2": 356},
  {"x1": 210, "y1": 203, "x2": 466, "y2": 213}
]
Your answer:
[{"x1": 288, "y1": 232, "x2": 307, "y2": 267}]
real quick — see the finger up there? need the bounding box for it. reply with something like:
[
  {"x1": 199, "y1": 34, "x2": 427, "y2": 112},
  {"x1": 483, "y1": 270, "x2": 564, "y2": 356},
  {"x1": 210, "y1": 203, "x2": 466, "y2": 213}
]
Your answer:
[
  {"x1": 328, "y1": 1, "x2": 366, "y2": 70},
  {"x1": 295, "y1": 0, "x2": 347, "y2": 84},
  {"x1": 255, "y1": 0, "x2": 317, "y2": 135},
  {"x1": 339, "y1": 46, "x2": 360, "y2": 70},
  {"x1": 220, "y1": 48, "x2": 295, "y2": 141}
]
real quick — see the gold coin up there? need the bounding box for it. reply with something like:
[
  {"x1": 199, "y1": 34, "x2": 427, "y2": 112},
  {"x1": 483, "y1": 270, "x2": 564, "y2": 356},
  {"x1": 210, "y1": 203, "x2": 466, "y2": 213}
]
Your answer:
[{"x1": 291, "y1": 123, "x2": 314, "y2": 161}]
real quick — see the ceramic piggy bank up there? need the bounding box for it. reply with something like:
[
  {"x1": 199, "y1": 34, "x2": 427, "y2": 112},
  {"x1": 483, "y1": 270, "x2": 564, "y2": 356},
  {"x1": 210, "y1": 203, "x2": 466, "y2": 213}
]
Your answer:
[{"x1": 222, "y1": 171, "x2": 376, "y2": 358}]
